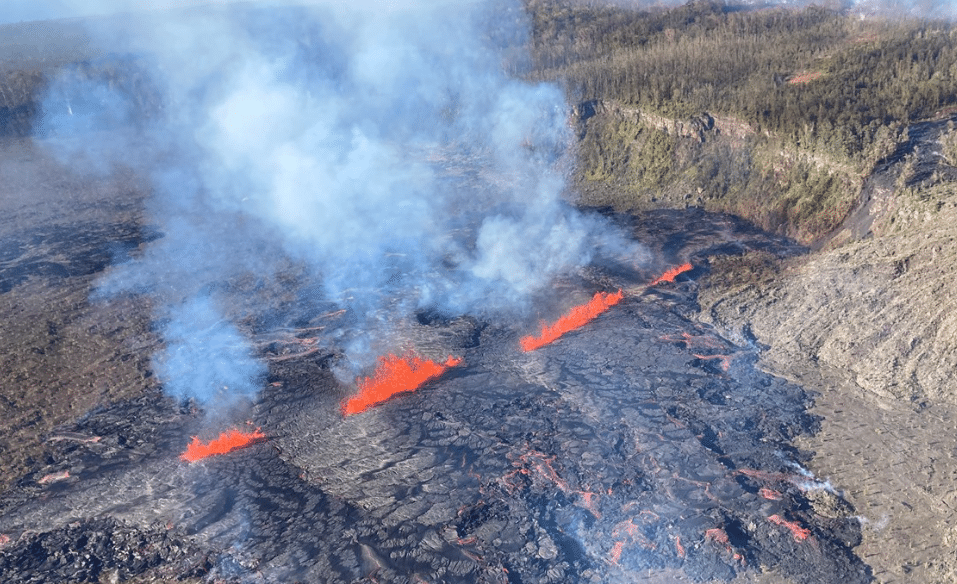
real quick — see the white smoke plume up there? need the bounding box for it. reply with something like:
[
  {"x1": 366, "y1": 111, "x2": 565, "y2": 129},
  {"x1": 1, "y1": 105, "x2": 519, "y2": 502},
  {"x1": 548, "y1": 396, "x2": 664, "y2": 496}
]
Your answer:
[{"x1": 36, "y1": 0, "x2": 644, "y2": 409}]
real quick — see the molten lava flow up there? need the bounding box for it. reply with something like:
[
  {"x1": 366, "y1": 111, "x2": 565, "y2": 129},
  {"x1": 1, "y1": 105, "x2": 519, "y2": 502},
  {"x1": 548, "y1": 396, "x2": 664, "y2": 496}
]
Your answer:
[
  {"x1": 759, "y1": 487, "x2": 783, "y2": 501},
  {"x1": 343, "y1": 353, "x2": 462, "y2": 415},
  {"x1": 650, "y1": 263, "x2": 693, "y2": 286},
  {"x1": 768, "y1": 514, "x2": 811, "y2": 541},
  {"x1": 180, "y1": 428, "x2": 266, "y2": 463},
  {"x1": 38, "y1": 470, "x2": 70, "y2": 485},
  {"x1": 520, "y1": 290, "x2": 624, "y2": 352}
]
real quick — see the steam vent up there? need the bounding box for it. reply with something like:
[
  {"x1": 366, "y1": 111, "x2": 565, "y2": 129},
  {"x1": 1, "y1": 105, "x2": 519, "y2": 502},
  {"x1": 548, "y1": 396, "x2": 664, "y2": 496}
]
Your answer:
[{"x1": 0, "y1": 1, "x2": 883, "y2": 583}]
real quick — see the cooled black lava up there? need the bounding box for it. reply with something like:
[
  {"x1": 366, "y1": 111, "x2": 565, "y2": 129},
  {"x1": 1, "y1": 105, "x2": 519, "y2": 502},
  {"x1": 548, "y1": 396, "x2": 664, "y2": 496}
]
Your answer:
[{"x1": 0, "y1": 209, "x2": 871, "y2": 584}]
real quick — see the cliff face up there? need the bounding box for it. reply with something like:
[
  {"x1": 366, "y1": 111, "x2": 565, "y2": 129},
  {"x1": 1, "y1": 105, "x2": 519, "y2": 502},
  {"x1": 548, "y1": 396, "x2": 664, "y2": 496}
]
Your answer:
[
  {"x1": 698, "y1": 118, "x2": 957, "y2": 405},
  {"x1": 572, "y1": 101, "x2": 866, "y2": 245},
  {"x1": 701, "y1": 213, "x2": 957, "y2": 404}
]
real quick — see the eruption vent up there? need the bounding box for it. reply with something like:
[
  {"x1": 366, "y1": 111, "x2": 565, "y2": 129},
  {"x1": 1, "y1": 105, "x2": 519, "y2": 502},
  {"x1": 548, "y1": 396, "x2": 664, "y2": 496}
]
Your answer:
[
  {"x1": 650, "y1": 263, "x2": 693, "y2": 286},
  {"x1": 520, "y1": 290, "x2": 623, "y2": 352},
  {"x1": 343, "y1": 353, "x2": 462, "y2": 415},
  {"x1": 180, "y1": 428, "x2": 266, "y2": 463}
]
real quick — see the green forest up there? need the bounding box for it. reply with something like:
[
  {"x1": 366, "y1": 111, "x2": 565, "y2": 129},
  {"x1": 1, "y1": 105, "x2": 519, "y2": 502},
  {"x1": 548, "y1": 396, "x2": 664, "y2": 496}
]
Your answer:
[{"x1": 524, "y1": 0, "x2": 957, "y2": 242}]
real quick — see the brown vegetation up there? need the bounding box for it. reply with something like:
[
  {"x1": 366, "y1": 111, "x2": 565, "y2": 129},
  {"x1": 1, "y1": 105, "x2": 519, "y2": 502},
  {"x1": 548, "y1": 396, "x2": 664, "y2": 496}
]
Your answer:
[
  {"x1": 787, "y1": 71, "x2": 824, "y2": 84},
  {"x1": 524, "y1": 0, "x2": 957, "y2": 243}
]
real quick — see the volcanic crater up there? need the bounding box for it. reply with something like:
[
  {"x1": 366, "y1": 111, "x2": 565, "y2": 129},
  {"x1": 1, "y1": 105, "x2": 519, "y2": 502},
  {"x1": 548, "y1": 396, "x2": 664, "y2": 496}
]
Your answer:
[{"x1": 0, "y1": 161, "x2": 872, "y2": 583}]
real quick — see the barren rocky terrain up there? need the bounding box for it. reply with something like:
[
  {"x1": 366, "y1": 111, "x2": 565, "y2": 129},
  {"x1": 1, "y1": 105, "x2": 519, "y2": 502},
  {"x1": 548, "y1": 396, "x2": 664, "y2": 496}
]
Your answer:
[
  {"x1": 1, "y1": 132, "x2": 874, "y2": 583},
  {"x1": 0, "y1": 137, "x2": 159, "y2": 494}
]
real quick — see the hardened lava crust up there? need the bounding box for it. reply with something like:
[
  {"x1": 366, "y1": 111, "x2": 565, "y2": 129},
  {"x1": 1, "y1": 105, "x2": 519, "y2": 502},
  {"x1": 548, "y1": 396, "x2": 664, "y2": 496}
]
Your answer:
[{"x1": 0, "y1": 190, "x2": 871, "y2": 583}]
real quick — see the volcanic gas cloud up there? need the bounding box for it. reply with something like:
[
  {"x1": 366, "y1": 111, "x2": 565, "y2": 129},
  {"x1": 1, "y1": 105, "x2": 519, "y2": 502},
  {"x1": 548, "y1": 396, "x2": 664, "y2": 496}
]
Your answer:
[
  {"x1": 520, "y1": 290, "x2": 624, "y2": 352},
  {"x1": 181, "y1": 428, "x2": 266, "y2": 463},
  {"x1": 344, "y1": 353, "x2": 463, "y2": 415}
]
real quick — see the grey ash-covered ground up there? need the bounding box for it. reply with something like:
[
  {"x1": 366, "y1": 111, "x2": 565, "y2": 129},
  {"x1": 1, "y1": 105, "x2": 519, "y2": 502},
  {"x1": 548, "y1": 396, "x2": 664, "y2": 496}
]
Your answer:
[{"x1": 0, "y1": 199, "x2": 872, "y2": 583}]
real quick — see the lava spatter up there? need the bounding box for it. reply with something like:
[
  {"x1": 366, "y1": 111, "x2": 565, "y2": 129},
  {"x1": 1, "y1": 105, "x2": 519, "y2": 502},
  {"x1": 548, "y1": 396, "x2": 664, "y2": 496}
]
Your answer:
[
  {"x1": 180, "y1": 428, "x2": 266, "y2": 463},
  {"x1": 520, "y1": 290, "x2": 624, "y2": 352},
  {"x1": 650, "y1": 263, "x2": 693, "y2": 286},
  {"x1": 343, "y1": 353, "x2": 462, "y2": 415}
]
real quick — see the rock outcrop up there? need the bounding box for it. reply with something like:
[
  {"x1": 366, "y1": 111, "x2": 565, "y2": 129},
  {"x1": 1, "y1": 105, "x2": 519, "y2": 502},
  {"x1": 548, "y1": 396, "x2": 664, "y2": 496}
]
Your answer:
[{"x1": 700, "y1": 177, "x2": 957, "y2": 405}]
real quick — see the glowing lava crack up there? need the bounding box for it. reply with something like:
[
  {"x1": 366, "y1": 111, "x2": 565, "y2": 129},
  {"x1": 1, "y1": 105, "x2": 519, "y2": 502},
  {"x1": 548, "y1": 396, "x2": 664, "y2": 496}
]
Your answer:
[
  {"x1": 343, "y1": 353, "x2": 463, "y2": 415},
  {"x1": 180, "y1": 428, "x2": 267, "y2": 463},
  {"x1": 520, "y1": 290, "x2": 624, "y2": 352}
]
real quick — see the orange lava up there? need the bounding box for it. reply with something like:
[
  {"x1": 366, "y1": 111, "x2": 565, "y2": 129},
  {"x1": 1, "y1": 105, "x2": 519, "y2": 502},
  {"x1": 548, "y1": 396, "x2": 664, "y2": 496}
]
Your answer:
[
  {"x1": 607, "y1": 516, "x2": 657, "y2": 564},
  {"x1": 768, "y1": 514, "x2": 811, "y2": 541},
  {"x1": 609, "y1": 540, "x2": 625, "y2": 565},
  {"x1": 180, "y1": 428, "x2": 266, "y2": 463},
  {"x1": 650, "y1": 263, "x2": 693, "y2": 286},
  {"x1": 38, "y1": 470, "x2": 70, "y2": 485},
  {"x1": 705, "y1": 527, "x2": 730, "y2": 545},
  {"x1": 759, "y1": 487, "x2": 783, "y2": 501},
  {"x1": 520, "y1": 289, "x2": 624, "y2": 352},
  {"x1": 705, "y1": 526, "x2": 742, "y2": 560},
  {"x1": 343, "y1": 353, "x2": 462, "y2": 415},
  {"x1": 578, "y1": 491, "x2": 602, "y2": 519}
]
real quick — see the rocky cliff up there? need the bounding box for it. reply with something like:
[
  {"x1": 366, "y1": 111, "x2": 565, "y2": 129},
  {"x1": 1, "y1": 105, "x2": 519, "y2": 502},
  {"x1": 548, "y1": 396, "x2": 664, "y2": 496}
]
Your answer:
[{"x1": 698, "y1": 117, "x2": 957, "y2": 406}]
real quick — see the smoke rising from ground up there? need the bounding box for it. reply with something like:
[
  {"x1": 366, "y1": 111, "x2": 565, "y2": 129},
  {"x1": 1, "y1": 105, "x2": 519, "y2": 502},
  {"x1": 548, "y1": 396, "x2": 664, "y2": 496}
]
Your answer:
[
  {"x1": 36, "y1": 0, "x2": 644, "y2": 409},
  {"x1": 157, "y1": 296, "x2": 267, "y2": 407}
]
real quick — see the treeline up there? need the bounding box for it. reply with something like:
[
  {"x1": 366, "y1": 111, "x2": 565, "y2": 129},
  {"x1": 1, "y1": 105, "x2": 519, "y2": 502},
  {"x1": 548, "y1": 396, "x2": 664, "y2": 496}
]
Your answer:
[
  {"x1": 525, "y1": 0, "x2": 957, "y2": 162},
  {"x1": 518, "y1": 0, "x2": 957, "y2": 242}
]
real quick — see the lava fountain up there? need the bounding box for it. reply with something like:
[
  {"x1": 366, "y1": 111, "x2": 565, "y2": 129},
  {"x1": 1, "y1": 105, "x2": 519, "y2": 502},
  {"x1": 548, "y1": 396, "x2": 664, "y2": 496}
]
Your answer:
[
  {"x1": 650, "y1": 263, "x2": 693, "y2": 286},
  {"x1": 180, "y1": 428, "x2": 267, "y2": 463},
  {"x1": 343, "y1": 353, "x2": 463, "y2": 415},
  {"x1": 520, "y1": 289, "x2": 624, "y2": 352}
]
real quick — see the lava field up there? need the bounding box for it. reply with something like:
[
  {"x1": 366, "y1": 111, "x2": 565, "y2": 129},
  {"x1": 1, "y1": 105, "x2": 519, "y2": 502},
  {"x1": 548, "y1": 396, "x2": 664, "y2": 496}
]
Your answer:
[{"x1": 0, "y1": 208, "x2": 872, "y2": 583}]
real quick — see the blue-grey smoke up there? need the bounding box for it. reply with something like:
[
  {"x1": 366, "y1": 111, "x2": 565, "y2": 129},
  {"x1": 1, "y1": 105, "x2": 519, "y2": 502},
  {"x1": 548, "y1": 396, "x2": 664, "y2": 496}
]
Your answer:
[
  {"x1": 157, "y1": 296, "x2": 267, "y2": 406},
  {"x1": 35, "y1": 0, "x2": 646, "y2": 409}
]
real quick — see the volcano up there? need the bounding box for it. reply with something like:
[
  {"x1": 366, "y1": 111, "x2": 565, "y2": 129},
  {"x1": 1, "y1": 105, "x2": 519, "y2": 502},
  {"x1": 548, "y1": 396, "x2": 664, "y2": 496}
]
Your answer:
[{"x1": 0, "y1": 206, "x2": 870, "y2": 583}]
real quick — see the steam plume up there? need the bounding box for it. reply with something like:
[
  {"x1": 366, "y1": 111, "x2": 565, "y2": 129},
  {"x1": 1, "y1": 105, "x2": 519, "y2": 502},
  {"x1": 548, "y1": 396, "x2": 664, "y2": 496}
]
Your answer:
[{"x1": 36, "y1": 0, "x2": 642, "y2": 409}]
